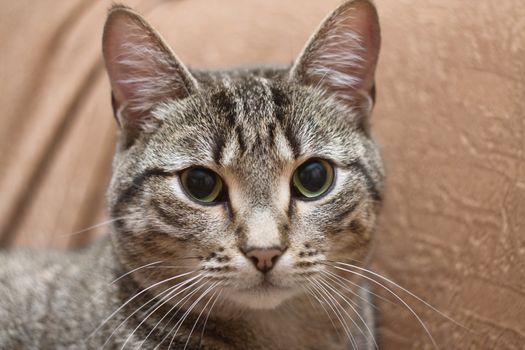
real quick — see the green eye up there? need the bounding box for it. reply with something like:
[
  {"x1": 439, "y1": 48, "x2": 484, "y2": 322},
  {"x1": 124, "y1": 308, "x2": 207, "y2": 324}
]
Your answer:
[
  {"x1": 180, "y1": 167, "x2": 224, "y2": 203},
  {"x1": 292, "y1": 159, "x2": 334, "y2": 199}
]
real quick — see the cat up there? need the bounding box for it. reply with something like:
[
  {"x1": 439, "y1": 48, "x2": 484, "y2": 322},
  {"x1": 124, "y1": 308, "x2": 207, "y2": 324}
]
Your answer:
[{"x1": 0, "y1": 0, "x2": 383, "y2": 349}]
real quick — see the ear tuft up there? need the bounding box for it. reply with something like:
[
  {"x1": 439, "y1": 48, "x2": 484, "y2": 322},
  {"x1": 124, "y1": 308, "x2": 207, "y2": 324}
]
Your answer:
[
  {"x1": 290, "y1": 0, "x2": 380, "y2": 111},
  {"x1": 102, "y1": 6, "x2": 197, "y2": 137}
]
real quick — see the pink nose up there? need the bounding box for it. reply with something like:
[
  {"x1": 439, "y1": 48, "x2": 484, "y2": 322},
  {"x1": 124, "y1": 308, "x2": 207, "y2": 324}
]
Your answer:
[{"x1": 245, "y1": 248, "x2": 285, "y2": 273}]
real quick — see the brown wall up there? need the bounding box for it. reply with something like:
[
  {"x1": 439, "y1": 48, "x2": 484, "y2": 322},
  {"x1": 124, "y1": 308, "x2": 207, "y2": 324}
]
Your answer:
[{"x1": 1, "y1": 0, "x2": 524, "y2": 348}]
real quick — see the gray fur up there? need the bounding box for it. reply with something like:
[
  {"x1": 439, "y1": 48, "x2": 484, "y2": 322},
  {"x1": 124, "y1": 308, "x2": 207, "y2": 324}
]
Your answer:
[{"x1": 0, "y1": 1, "x2": 383, "y2": 349}]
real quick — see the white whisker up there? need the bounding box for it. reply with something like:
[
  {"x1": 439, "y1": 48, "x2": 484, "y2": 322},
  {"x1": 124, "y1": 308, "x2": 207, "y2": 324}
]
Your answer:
[
  {"x1": 102, "y1": 274, "x2": 203, "y2": 348},
  {"x1": 330, "y1": 263, "x2": 439, "y2": 349},
  {"x1": 198, "y1": 288, "x2": 223, "y2": 349},
  {"x1": 302, "y1": 284, "x2": 342, "y2": 340},
  {"x1": 87, "y1": 270, "x2": 196, "y2": 341},
  {"x1": 111, "y1": 261, "x2": 165, "y2": 286},
  {"x1": 120, "y1": 275, "x2": 205, "y2": 349},
  {"x1": 165, "y1": 281, "x2": 219, "y2": 349},
  {"x1": 58, "y1": 216, "x2": 131, "y2": 237},
  {"x1": 139, "y1": 278, "x2": 210, "y2": 349},
  {"x1": 317, "y1": 276, "x2": 378, "y2": 350},
  {"x1": 319, "y1": 271, "x2": 359, "y2": 307},
  {"x1": 308, "y1": 277, "x2": 357, "y2": 350},
  {"x1": 183, "y1": 283, "x2": 222, "y2": 350},
  {"x1": 322, "y1": 269, "x2": 392, "y2": 309},
  {"x1": 334, "y1": 261, "x2": 466, "y2": 329},
  {"x1": 91, "y1": 260, "x2": 165, "y2": 304}
]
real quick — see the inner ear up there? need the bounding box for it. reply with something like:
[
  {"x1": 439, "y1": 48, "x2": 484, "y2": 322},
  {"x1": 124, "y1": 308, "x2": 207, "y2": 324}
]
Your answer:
[
  {"x1": 102, "y1": 5, "x2": 198, "y2": 137},
  {"x1": 290, "y1": 0, "x2": 380, "y2": 111}
]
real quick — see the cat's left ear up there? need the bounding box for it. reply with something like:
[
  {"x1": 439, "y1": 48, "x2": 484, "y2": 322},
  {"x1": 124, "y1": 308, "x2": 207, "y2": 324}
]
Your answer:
[
  {"x1": 290, "y1": 0, "x2": 380, "y2": 112},
  {"x1": 102, "y1": 5, "x2": 198, "y2": 138}
]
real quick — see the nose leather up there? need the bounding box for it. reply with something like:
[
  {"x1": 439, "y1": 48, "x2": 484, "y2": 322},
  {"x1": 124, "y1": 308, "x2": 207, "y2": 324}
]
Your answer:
[{"x1": 245, "y1": 248, "x2": 284, "y2": 273}]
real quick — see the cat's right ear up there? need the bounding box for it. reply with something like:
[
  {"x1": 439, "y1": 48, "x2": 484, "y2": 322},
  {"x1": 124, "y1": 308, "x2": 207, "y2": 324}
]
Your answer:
[{"x1": 102, "y1": 5, "x2": 197, "y2": 140}]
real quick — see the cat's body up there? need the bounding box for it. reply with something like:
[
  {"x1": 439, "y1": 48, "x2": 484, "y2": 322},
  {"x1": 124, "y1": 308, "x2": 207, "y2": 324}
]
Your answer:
[{"x1": 0, "y1": 1, "x2": 383, "y2": 349}]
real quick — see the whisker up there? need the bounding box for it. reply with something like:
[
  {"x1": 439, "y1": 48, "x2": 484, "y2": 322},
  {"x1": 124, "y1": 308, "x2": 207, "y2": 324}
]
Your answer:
[
  {"x1": 309, "y1": 277, "x2": 358, "y2": 350},
  {"x1": 138, "y1": 278, "x2": 210, "y2": 349},
  {"x1": 146, "y1": 265, "x2": 198, "y2": 269},
  {"x1": 303, "y1": 286, "x2": 323, "y2": 313},
  {"x1": 319, "y1": 271, "x2": 360, "y2": 307},
  {"x1": 333, "y1": 261, "x2": 466, "y2": 329},
  {"x1": 198, "y1": 288, "x2": 223, "y2": 349},
  {"x1": 119, "y1": 275, "x2": 206, "y2": 349},
  {"x1": 328, "y1": 263, "x2": 439, "y2": 349},
  {"x1": 302, "y1": 284, "x2": 342, "y2": 340},
  {"x1": 90, "y1": 258, "x2": 201, "y2": 314},
  {"x1": 317, "y1": 276, "x2": 378, "y2": 350},
  {"x1": 307, "y1": 277, "x2": 357, "y2": 350},
  {"x1": 58, "y1": 216, "x2": 131, "y2": 237},
  {"x1": 102, "y1": 274, "x2": 203, "y2": 348},
  {"x1": 321, "y1": 269, "x2": 392, "y2": 309},
  {"x1": 156, "y1": 280, "x2": 213, "y2": 336},
  {"x1": 166, "y1": 281, "x2": 219, "y2": 349},
  {"x1": 90, "y1": 260, "x2": 165, "y2": 304},
  {"x1": 183, "y1": 283, "x2": 222, "y2": 350},
  {"x1": 87, "y1": 270, "x2": 197, "y2": 341},
  {"x1": 111, "y1": 261, "x2": 165, "y2": 285}
]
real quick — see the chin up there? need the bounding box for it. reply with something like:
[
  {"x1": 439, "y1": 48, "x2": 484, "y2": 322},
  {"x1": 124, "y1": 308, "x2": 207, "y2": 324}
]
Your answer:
[{"x1": 226, "y1": 285, "x2": 300, "y2": 310}]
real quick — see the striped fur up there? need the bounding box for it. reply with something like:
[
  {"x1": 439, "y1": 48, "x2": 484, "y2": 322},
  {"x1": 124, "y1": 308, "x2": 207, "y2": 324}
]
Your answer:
[{"x1": 0, "y1": 1, "x2": 383, "y2": 349}]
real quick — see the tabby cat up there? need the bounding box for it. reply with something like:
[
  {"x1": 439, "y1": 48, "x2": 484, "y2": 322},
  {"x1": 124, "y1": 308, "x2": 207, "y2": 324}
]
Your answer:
[{"x1": 0, "y1": 0, "x2": 383, "y2": 349}]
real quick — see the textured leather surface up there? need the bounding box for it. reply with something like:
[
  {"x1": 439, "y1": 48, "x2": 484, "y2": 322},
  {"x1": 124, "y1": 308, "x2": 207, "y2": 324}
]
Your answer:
[
  {"x1": 374, "y1": 1, "x2": 525, "y2": 348},
  {"x1": 0, "y1": 0, "x2": 524, "y2": 348}
]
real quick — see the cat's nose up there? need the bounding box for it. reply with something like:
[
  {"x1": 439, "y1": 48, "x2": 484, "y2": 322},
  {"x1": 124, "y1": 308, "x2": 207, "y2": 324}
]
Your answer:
[{"x1": 244, "y1": 247, "x2": 285, "y2": 273}]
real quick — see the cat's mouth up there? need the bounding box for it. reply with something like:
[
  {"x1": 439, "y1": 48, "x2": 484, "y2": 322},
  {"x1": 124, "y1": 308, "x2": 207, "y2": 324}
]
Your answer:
[
  {"x1": 243, "y1": 279, "x2": 287, "y2": 292},
  {"x1": 227, "y1": 279, "x2": 299, "y2": 309}
]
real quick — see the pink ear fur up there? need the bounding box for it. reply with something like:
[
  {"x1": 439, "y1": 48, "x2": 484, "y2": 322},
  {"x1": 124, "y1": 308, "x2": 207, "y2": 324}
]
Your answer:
[
  {"x1": 290, "y1": 0, "x2": 380, "y2": 110},
  {"x1": 102, "y1": 6, "x2": 197, "y2": 132}
]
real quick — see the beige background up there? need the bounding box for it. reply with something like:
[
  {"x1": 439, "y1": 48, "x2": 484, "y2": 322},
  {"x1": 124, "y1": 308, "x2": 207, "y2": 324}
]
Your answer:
[{"x1": 1, "y1": 0, "x2": 524, "y2": 348}]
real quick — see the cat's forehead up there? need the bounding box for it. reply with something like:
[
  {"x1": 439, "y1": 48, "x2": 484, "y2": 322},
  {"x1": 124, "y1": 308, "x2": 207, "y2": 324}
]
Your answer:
[
  {"x1": 217, "y1": 76, "x2": 292, "y2": 148},
  {"x1": 151, "y1": 70, "x2": 361, "y2": 177},
  {"x1": 205, "y1": 74, "x2": 298, "y2": 180}
]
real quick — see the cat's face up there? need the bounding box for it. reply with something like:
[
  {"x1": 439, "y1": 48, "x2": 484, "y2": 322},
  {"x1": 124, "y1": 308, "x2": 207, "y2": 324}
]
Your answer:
[{"x1": 104, "y1": 0, "x2": 382, "y2": 309}]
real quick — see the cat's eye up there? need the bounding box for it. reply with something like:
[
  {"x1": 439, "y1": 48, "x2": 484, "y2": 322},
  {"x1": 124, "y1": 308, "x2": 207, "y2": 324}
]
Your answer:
[
  {"x1": 292, "y1": 159, "x2": 334, "y2": 200},
  {"x1": 180, "y1": 167, "x2": 224, "y2": 203}
]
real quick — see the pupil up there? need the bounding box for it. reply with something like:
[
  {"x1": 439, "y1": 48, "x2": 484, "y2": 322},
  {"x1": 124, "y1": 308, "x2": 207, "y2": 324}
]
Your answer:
[
  {"x1": 186, "y1": 169, "x2": 216, "y2": 199},
  {"x1": 299, "y1": 161, "x2": 327, "y2": 193}
]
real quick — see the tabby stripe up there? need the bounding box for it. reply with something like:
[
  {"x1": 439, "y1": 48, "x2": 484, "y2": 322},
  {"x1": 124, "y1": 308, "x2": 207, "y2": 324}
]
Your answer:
[
  {"x1": 278, "y1": 220, "x2": 291, "y2": 247},
  {"x1": 347, "y1": 219, "x2": 366, "y2": 236},
  {"x1": 285, "y1": 127, "x2": 301, "y2": 158},
  {"x1": 234, "y1": 126, "x2": 247, "y2": 155},
  {"x1": 212, "y1": 132, "x2": 226, "y2": 164},
  {"x1": 349, "y1": 161, "x2": 382, "y2": 201},
  {"x1": 113, "y1": 168, "x2": 171, "y2": 216},
  {"x1": 235, "y1": 223, "x2": 248, "y2": 249},
  {"x1": 210, "y1": 90, "x2": 236, "y2": 128},
  {"x1": 270, "y1": 84, "x2": 300, "y2": 158},
  {"x1": 270, "y1": 85, "x2": 288, "y2": 122},
  {"x1": 150, "y1": 201, "x2": 191, "y2": 241},
  {"x1": 332, "y1": 200, "x2": 360, "y2": 224},
  {"x1": 267, "y1": 121, "x2": 277, "y2": 147},
  {"x1": 210, "y1": 89, "x2": 237, "y2": 162}
]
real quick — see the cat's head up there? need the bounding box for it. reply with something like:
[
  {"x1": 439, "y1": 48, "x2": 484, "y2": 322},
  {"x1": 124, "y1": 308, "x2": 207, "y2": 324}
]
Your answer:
[{"x1": 103, "y1": 0, "x2": 383, "y2": 309}]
